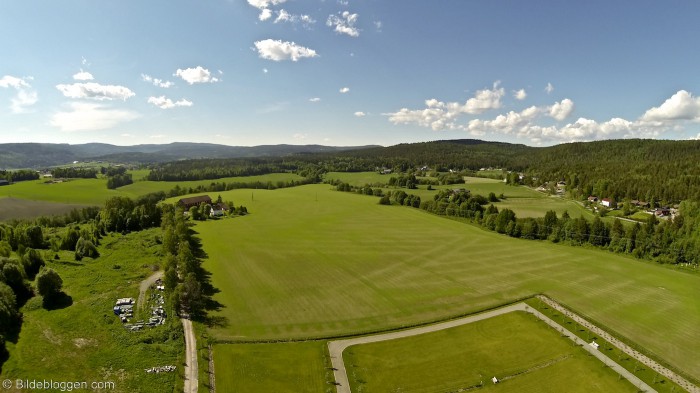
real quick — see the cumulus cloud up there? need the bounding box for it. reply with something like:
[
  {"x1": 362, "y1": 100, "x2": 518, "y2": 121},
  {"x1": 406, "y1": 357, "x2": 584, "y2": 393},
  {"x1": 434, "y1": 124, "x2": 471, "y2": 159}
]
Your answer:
[
  {"x1": 147, "y1": 96, "x2": 193, "y2": 109},
  {"x1": 513, "y1": 89, "x2": 527, "y2": 100},
  {"x1": 1, "y1": 75, "x2": 37, "y2": 113},
  {"x1": 327, "y1": 11, "x2": 360, "y2": 37},
  {"x1": 73, "y1": 70, "x2": 94, "y2": 81},
  {"x1": 548, "y1": 98, "x2": 574, "y2": 121},
  {"x1": 50, "y1": 102, "x2": 139, "y2": 132},
  {"x1": 545, "y1": 82, "x2": 554, "y2": 94},
  {"x1": 174, "y1": 66, "x2": 219, "y2": 84},
  {"x1": 385, "y1": 86, "x2": 700, "y2": 144},
  {"x1": 354, "y1": 111, "x2": 366, "y2": 117},
  {"x1": 259, "y1": 8, "x2": 272, "y2": 21},
  {"x1": 247, "y1": 0, "x2": 286, "y2": 21},
  {"x1": 0, "y1": 75, "x2": 30, "y2": 89},
  {"x1": 142, "y1": 74, "x2": 174, "y2": 88},
  {"x1": 309, "y1": 97, "x2": 321, "y2": 102},
  {"x1": 56, "y1": 82, "x2": 135, "y2": 101},
  {"x1": 641, "y1": 90, "x2": 700, "y2": 122},
  {"x1": 339, "y1": 87, "x2": 350, "y2": 93},
  {"x1": 385, "y1": 82, "x2": 506, "y2": 131},
  {"x1": 254, "y1": 39, "x2": 318, "y2": 61}
]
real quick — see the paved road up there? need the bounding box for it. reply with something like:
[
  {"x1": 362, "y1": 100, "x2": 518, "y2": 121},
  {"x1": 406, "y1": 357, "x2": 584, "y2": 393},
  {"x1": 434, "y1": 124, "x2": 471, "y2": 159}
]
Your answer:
[
  {"x1": 328, "y1": 302, "x2": 659, "y2": 393},
  {"x1": 182, "y1": 318, "x2": 199, "y2": 393},
  {"x1": 137, "y1": 270, "x2": 164, "y2": 311}
]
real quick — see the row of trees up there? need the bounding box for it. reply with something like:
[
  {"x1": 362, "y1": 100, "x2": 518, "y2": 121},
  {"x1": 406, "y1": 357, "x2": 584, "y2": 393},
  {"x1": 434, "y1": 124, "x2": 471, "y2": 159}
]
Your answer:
[
  {"x1": 374, "y1": 187, "x2": 700, "y2": 265},
  {"x1": 51, "y1": 167, "x2": 97, "y2": 179},
  {"x1": 0, "y1": 170, "x2": 39, "y2": 182}
]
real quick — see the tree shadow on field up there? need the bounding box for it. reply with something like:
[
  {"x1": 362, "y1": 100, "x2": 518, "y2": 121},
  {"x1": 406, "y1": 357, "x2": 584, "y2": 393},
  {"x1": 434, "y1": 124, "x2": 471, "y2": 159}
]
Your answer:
[
  {"x1": 188, "y1": 229, "x2": 227, "y2": 328},
  {"x1": 42, "y1": 292, "x2": 73, "y2": 310}
]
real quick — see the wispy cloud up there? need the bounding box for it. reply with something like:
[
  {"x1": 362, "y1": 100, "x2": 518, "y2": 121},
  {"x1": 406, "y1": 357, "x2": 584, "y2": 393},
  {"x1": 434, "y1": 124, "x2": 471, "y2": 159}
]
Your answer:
[
  {"x1": 56, "y1": 82, "x2": 135, "y2": 101},
  {"x1": 339, "y1": 87, "x2": 350, "y2": 94},
  {"x1": 142, "y1": 74, "x2": 174, "y2": 88},
  {"x1": 1, "y1": 75, "x2": 38, "y2": 113},
  {"x1": 354, "y1": 111, "x2": 366, "y2": 117},
  {"x1": 50, "y1": 102, "x2": 139, "y2": 132},
  {"x1": 309, "y1": 97, "x2": 321, "y2": 102},
  {"x1": 545, "y1": 82, "x2": 554, "y2": 94}
]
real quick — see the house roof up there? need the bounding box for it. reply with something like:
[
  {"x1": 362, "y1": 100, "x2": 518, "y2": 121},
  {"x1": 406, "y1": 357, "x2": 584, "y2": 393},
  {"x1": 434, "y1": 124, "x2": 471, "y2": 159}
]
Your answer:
[{"x1": 178, "y1": 195, "x2": 212, "y2": 205}]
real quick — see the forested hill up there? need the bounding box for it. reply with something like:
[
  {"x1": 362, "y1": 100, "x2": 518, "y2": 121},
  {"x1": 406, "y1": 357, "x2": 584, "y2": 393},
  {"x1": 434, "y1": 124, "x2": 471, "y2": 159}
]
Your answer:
[
  {"x1": 321, "y1": 138, "x2": 700, "y2": 202},
  {"x1": 0, "y1": 142, "x2": 379, "y2": 169}
]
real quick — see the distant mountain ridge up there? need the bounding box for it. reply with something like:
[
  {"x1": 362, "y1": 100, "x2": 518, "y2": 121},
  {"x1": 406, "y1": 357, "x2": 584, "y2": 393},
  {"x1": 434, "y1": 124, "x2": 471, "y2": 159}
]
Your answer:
[{"x1": 0, "y1": 142, "x2": 380, "y2": 169}]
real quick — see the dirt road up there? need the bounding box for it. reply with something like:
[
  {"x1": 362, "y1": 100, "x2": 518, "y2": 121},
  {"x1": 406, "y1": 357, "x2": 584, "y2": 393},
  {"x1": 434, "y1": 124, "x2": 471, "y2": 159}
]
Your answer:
[
  {"x1": 182, "y1": 318, "x2": 199, "y2": 393},
  {"x1": 138, "y1": 270, "x2": 163, "y2": 311}
]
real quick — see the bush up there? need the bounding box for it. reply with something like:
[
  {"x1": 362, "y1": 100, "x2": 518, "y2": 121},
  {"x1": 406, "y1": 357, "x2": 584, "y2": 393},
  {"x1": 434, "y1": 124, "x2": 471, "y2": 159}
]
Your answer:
[{"x1": 75, "y1": 237, "x2": 99, "y2": 261}]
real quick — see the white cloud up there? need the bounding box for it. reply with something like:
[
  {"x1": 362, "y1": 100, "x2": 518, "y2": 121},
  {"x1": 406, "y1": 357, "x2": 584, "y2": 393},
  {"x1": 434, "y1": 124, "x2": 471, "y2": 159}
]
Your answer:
[
  {"x1": 50, "y1": 102, "x2": 139, "y2": 132},
  {"x1": 545, "y1": 82, "x2": 554, "y2": 94},
  {"x1": 254, "y1": 39, "x2": 318, "y2": 61},
  {"x1": 147, "y1": 96, "x2": 193, "y2": 109},
  {"x1": 141, "y1": 74, "x2": 174, "y2": 88},
  {"x1": 374, "y1": 20, "x2": 382, "y2": 31},
  {"x1": 641, "y1": 90, "x2": 700, "y2": 122},
  {"x1": 309, "y1": 97, "x2": 321, "y2": 102},
  {"x1": 247, "y1": 0, "x2": 286, "y2": 21},
  {"x1": 259, "y1": 8, "x2": 272, "y2": 21},
  {"x1": 339, "y1": 87, "x2": 350, "y2": 93},
  {"x1": 0, "y1": 75, "x2": 30, "y2": 89},
  {"x1": 73, "y1": 70, "x2": 94, "y2": 81},
  {"x1": 548, "y1": 98, "x2": 574, "y2": 121},
  {"x1": 293, "y1": 133, "x2": 307, "y2": 140},
  {"x1": 354, "y1": 111, "x2": 366, "y2": 117},
  {"x1": 56, "y1": 82, "x2": 135, "y2": 101},
  {"x1": 385, "y1": 82, "x2": 505, "y2": 131},
  {"x1": 274, "y1": 9, "x2": 315, "y2": 26},
  {"x1": 174, "y1": 66, "x2": 219, "y2": 85},
  {"x1": 247, "y1": 0, "x2": 286, "y2": 9},
  {"x1": 327, "y1": 11, "x2": 360, "y2": 37},
  {"x1": 513, "y1": 89, "x2": 527, "y2": 100},
  {"x1": 1, "y1": 75, "x2": 37, "y2": 113},
  {"x1": 10, "y1": 89, "x2": 38, "y2": 114}
]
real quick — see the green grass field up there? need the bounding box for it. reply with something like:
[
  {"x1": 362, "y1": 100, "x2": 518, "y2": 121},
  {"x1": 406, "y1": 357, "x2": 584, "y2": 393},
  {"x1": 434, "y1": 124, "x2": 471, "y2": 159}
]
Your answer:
[
  {"x1": 0, "y1": 229, "x2": 180, "y2": 393},
  {"x1": 344, "y1": 311, "x2": 635, "y2": 393},
  {"x1": 194, "y1": 184, "x2": 700, "y2": 381},
  {"x1": 213, "y1": 342, "x2": 332, "y2": 393},
  {"x1": 0, "y1": 173, "x2": 305, "y2": 217}
]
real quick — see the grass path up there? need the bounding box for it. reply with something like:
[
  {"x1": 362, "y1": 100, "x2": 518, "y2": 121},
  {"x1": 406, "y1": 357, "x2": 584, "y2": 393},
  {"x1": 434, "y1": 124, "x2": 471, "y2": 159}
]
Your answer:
[{"x1": 328, "y1": 301, "x2": 656, "y2": 393}]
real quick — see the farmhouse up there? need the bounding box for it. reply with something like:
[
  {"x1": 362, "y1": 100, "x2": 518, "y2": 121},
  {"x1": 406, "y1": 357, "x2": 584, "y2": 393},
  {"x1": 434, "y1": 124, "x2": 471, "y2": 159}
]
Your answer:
[
  {"x1": 178, "y1": 195, "x2": 212, "y2": 209},
  {"x1": 601, "y1": 198, "x2": 615, "y2": 208},
  {"x1": 587, "y1": 196, "x2": 598, "y2": 202},
  {"x1": 210, "y1": 202, "x2": 229, "y2": 217}
]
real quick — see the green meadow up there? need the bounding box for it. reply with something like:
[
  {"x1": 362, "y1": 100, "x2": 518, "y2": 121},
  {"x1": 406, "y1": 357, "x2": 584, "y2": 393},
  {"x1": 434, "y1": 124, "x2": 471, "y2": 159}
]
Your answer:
[
  {"x1": 344, "y1": 311, "x2": 635, "y2": 393},
  {"x1": 213, "y1": 342, "x2": 332, "y2": 393},
  {"x1": 0, "y1": 229, "x2": 180, "y2": 393},
  {"x1": 194, "y1": 184, "x2": 700, "y2": 381}
]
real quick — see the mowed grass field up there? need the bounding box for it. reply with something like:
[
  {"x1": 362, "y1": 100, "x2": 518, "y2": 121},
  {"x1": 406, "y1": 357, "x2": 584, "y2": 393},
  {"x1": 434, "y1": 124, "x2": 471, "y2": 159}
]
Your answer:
[
  {"x1": 213, "y1": 342, "x2": 332, "y2": 393},
  {"x1": 195, "y1": 184, "x2": 700, "y2": 381},
  {"x1": 344, "y1": 311, "x2": 635, "y2": 393}
]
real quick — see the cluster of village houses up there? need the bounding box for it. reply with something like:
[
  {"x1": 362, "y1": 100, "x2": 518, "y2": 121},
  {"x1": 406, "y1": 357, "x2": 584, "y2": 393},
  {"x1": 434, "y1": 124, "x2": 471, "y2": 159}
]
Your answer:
[{"x1": 586, "y1": 195, "x2": 676, "y2": 218}]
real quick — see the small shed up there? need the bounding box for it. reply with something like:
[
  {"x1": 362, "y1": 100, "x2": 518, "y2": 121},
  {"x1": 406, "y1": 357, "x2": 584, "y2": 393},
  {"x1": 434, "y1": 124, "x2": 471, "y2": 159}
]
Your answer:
[
  {"x1": 492, "y1": 376, "x2": 499, "y2": 384},
  {"x1": 589, "y1": 341, "x2": 600, "y2": 350}
]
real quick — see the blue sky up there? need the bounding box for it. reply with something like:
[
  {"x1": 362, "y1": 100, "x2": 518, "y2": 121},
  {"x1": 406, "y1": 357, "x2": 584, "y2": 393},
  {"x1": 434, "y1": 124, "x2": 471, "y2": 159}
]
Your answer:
[{"x1": 2, "y1": 1, "x2": 700, "y2": 147}]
